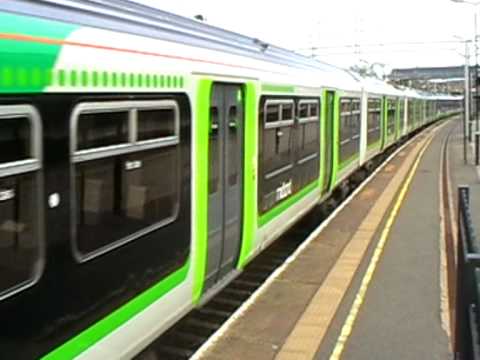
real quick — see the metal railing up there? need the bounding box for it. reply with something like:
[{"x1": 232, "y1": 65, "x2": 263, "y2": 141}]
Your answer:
[{"x1": 455, "y1": 185, "x2": 480, "y2": 360}]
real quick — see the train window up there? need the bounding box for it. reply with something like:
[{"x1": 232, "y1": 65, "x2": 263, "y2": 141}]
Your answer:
[
  {"x1": 296, "y1": 99, "x2": 320, "y2": 189},
  {"x1": 261, "y1": 99, "x2": 294, "y2": 175},
  {"x1": 340, "y1": 97, "x2": 361, "y2": 163},
  {"x1": 351, "y1": 99, "x2": 361, "y2": 135},
  {"x1": 258, "y1": 97, "x2": 321, "y2": 214},
  {"x1": 0, "y1": 105, "x2": 43, "y2": 300},
  {"x1": 281, "y1": 102, "x2": 294, "y2": 122},
  {"x1": 266, "y1": 103, "x2": 280, "y2": 123},
  {"x1": 137, "y1": 108, "x2": 176, "y2": 142},
  {"x1": 227, "y1": 105, "x2": 239, "y2": 186},
  {"x1": 77, "y1": 111, "x2": 129, "y2": 151},
  {"x1": 399, "y1": 100, "x2": 405, "y2": 126},
  {"x1": 299, "y1": 102, "x2": 309, "y2": 119},
  {"x1": 72, "y1": 101, "x2": 180, "y2": 261},
  {"x1": 340, "y1": 98, "x2": 352, "y2": 142},
  {"x1": 351, "y1": 99, "x2": 361, "y2": 130},
  {"x1": 297, "y1": 100, "x2": 320, "y2": 156},
  {"x1": 298, "y1": 100, "x2": 319, "y2": 124},
  {"x1": 209, "y1": 106, "x2": 220, "y2": 194},
  {"x1": 0, "y1": 117, "x2": 31, "y2": 163},
  {"x1": 264, "y1": 100, "x2": 295, "y2": 128},
  {"x1": 387, "y1": 99, "x2": 396, "y2": 136},
  {"x1": 367, "y1": 98, "x2": 381, "y2": 146},
  {"x1": 407, "y1": 99, "x2": 414, "y2": 128},
  {"x1": 258, "y1": 98, "x2": 296, "y2": 213}
]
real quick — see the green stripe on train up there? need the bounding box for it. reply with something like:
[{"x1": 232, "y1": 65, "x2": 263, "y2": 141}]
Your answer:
[
  {"x1": 261, "y1": 83, "x2": 295, "y2": 93},
  {"x1": 193, "y1": 79, "x2": 212, "y2": 303},
  {"x1": 319, "y1": 91, "x2": 327, "y2": 194},
  {"x1": 258, "y1": 180, "x2": 318, "y2": 227},
  {"x1": 42, "y1": 261, "x2": 190, "y2": 359},
  {"x1": 382, "y1": 96, "x2": 387, "y2": 149},
  {"x1": 53, "y1": 69, "x2": 186, "y2": 89},
  {"x1": 331, "y1": 92, "x2": 340, "y2": 189},
  {"x1": 238, "y1": 82, "x2": 258, "y2": 268},
  {"x1": 0, "y1": 12, "x2": 77, "y2": 93},
  {"x1": 338, "y1": 153, "x2": 359, "y2": 173}
]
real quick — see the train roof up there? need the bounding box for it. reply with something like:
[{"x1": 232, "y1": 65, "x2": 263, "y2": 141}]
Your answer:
[
  {"x1": 0, "y1": 0, "x2": 345, "y2": 74},
  {"x1": 360, "y1": 77, "x2": 404, "y2": 97},
  {"x1": 0, "y1": 0, "x2": 460, "y2": 99}
]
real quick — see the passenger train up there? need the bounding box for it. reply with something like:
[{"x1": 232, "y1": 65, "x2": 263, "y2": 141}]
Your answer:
[{"x1": 0, "y1": 1, "x2": 460, "y2": 358}]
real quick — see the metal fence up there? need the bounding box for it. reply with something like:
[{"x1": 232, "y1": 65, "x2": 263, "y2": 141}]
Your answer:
[{"x1": 455, "y1": 186, "x2": 480, "y2": 360}]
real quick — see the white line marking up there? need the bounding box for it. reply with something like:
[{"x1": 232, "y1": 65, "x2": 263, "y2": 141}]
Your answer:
[{"x1": 438, "y1": 123, "x2": 453, "y2": 348}]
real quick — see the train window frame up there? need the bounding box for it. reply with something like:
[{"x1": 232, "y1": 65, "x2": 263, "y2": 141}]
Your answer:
[
  {"x1": 261, "y1": 98, "x2": 295, "y2": 178},
  {"x1": 296, "y1": 99, "x2": 320, "y2": 164},
  {"x1": 297, "y1": 99, "x2": 319, "y2": 124},
  {"x1": 399, "y1": 98, "x2": 405, "y2": 121},
  {"x1": 135, "y1": 105, "x2": 180, "y2": 145},
  {"x1": 339, "y1": 95, "x2": 361, "y2": 162},
  {"x1": 340, "y1": 97, "x2": 352, "y2": 143},
  {"x1": 70, "y1": 100, "x2": 181, "y2": 263},
  {"x1": 386, "y1": 97, "x2": 397, "y2": 134},
  {"x1": 351, "y1": 98, "x2": 361, "y2": 133},
  {"x1": 340, "y1": 96, "x2": 361, "y2": 139},
  {"x1": 367, "y1": 97, "x2": 382, "y2": 133},
  {"x1": 263, "y1": 99, "x2": 295, "y2": 129},
  {"x1": 71, "y1": 101, "x2": 180, "y2": 163},
  {"x1": 0, "y1": 104, "x2": 44, "y2": 302}
]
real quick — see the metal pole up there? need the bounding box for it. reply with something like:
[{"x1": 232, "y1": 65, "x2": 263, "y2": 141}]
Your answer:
[
  {"x1": 465, "y1": 40, "x2": 471, "y2": 163},
  {"x1": 476, "y1": 133, "x2": 480, "y2": 165},
  {"x1": 475, "y1": 10, "x2": 480, "y2": 162},
  {"x1": 475, "y1": 11, "x2": 479, "y2": 133}
]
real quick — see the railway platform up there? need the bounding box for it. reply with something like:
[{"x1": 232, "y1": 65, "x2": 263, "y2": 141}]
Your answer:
[{"x1": 191, "y1": 116, "x2": 471, "y2": 360}]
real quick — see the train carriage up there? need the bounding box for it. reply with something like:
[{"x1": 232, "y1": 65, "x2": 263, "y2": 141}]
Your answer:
[{"x1": 0, "y1": 1, "x2": 461, "y2": 359}]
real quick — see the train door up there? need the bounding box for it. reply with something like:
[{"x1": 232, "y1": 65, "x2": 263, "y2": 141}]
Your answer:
[
  {"x1": 380, "y1": 97, "x2": 386, "y2": 150},
  {"x1": 322, "y1": 90, "x2": 335, "y2": 194},
  {"x1": 204, "y1": 83, "x2": 244, "y2": 291}
]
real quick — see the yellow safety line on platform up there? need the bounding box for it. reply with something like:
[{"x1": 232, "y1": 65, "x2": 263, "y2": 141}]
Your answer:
[{"x1": 328, "y1": 129, "x2": 438, "y2": 360}]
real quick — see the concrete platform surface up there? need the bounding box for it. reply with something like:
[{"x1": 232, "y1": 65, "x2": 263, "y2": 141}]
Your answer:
[
  {"x1": 315, "y1": 119, "x2": 455, "y2": 360},
  {"x1": 196, "y1": 118, "x2": 454, "y2": 360}
]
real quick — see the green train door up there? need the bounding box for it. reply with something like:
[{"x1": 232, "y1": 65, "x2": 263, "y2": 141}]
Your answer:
[
  {"x1": 322, "y1": 90, "x2": 335, "y2": 194},
  {"x1": 380, "y1": 96, "x2": 387, "y2": 150},
  {"x1": 204, "y1": 83, "x2": 244, "y2": 291}
]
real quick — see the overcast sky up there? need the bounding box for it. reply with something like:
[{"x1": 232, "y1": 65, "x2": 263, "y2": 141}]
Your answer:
[{"x1": 134, "y1": 0, "x2": 478, "y2": 72}]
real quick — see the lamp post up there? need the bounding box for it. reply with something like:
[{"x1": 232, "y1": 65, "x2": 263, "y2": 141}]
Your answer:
[
  {"x1": 452, "y1": 0, "x2": 480, "y2": 163},
  {"x1": 464, "y1": 40, "x2": 472, "y2": 163},
  {"x1": 455, "y1": 36, "x2": 472, "y2": 163}
]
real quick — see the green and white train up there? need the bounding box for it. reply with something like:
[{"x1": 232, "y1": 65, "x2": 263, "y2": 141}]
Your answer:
[{"x1": 0, "y1": 1, "x2": 460, "y2": 358}]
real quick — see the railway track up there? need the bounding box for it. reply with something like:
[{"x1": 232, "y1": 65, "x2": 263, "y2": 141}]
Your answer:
[
  {"x1": 135, "y1": 122, "x2": 447, "y2": 360},
  {"x1": 135, "y1": 210, "x2": 329, "y2": 360}
]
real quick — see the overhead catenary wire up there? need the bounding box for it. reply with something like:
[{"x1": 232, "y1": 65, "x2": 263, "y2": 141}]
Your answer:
[
  {"x1": 310, "y1": 47, "x2": 463, "y2": 57},
  {"x1": 298, "y1": 39, "x2": 468, "y2": 52}
]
